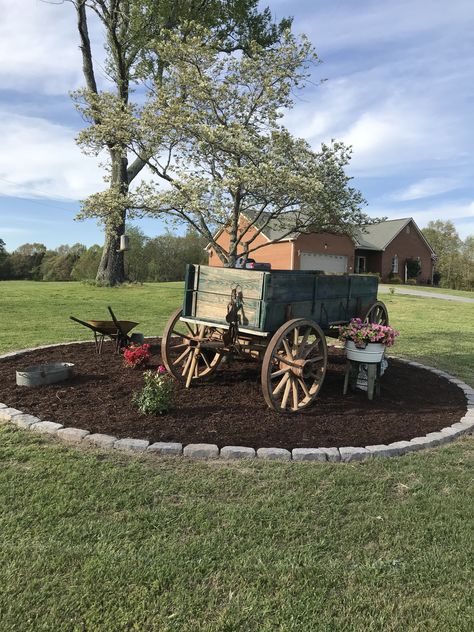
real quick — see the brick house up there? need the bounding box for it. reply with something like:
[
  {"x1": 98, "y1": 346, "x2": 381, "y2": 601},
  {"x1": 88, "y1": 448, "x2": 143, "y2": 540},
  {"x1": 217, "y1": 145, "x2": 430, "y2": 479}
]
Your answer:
[{"x1": 207, "y1": 216, "x2": 435, "y2": 283}]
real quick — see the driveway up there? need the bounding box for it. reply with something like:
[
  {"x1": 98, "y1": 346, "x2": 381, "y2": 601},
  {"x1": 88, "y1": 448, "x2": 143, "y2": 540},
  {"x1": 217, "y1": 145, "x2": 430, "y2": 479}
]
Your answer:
[{"x1": 378, "y1": 285, "x2": 474, "y2": 304}]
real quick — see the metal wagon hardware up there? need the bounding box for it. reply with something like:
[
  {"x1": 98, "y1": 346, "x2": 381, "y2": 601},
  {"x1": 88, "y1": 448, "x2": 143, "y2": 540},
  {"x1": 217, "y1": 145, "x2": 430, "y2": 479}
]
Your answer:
[{"x1": 162, "y1": 265, "x2": 388, "y2": 413}]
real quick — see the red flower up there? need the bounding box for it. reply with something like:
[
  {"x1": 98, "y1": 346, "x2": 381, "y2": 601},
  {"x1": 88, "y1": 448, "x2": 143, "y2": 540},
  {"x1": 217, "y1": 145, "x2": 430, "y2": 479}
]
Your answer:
[{"x1": 123, "y1": 343, "x2": 151, "y2": 368}]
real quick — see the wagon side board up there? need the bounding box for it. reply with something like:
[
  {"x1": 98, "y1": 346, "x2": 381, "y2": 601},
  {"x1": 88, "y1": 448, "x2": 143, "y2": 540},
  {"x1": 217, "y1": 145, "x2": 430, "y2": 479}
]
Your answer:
[{"x1": 182, "y1": 264, "x2": 378, "y2": 333}]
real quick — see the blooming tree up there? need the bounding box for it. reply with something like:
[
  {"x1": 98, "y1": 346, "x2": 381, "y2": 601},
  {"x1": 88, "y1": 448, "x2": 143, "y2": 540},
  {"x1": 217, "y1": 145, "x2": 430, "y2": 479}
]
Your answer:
[
  {"x1": 64, "y1": 0, "x2": 290, "y2": 284},
  {"x1": 78, "y1": 27, "x2": 374, "y2": 267}
]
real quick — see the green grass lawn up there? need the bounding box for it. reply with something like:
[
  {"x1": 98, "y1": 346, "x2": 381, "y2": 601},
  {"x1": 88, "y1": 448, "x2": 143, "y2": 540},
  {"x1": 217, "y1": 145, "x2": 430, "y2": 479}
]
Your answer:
[
  {"x1": 1, "y1": 428, "x2": 473, "y2": 631},
  {"x1": 381, "y1": 294, "x2": 474, "y2": 386},
  {"x1": 0, "y1": 280, "x2": 473, "y2": 631},
  {"x1": 0, "y1": 281, "x2": 183, "y2": 354}
]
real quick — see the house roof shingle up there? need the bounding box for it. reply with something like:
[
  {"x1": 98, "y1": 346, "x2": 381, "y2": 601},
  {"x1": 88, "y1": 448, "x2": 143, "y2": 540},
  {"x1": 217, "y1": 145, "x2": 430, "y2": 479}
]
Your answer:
[
  {"x1": 354, "y1": 218, "x2": 412, "y2": 251},
  {"x1": 210, "y1": 213, "x2": 435, "y2": 254}
]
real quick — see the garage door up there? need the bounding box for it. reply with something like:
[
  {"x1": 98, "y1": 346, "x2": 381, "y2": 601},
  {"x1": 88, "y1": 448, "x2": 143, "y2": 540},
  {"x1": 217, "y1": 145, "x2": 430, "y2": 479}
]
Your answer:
[{"x1": 300, "y1": 252, "x2": 348, "y2": 273}]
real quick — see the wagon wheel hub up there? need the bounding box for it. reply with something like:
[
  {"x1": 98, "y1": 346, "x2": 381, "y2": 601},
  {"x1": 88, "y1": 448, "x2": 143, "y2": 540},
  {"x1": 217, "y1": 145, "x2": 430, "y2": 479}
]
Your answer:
[
  {"x1": 291, "y1": 357, "x2": 313, "y2": 379},
  {"x1": 279, "y1": 357, "x2": 312, "y2": 379}
]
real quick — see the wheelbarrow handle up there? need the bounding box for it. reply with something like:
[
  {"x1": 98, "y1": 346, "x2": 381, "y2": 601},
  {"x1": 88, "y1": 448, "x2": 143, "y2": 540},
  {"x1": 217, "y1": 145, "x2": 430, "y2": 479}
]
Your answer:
[{"x1": 70, "y1": 315, "x2": 97, "y2": 332}]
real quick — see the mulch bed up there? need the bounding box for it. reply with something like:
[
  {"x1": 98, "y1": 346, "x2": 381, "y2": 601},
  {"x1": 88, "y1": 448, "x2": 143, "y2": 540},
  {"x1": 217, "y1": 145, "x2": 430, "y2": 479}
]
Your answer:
[{"x1": 0, "y1": 341, "x2": 467, "y2": 450}]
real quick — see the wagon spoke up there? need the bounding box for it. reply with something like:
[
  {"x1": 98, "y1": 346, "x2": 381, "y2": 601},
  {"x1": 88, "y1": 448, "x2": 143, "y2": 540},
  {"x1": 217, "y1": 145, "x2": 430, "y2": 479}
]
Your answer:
[
  {"x1": 186, "y1": 352, "x2": 198, "y2": 388},
  {"x1": 172, "y1": 347, "x2": 191, "y2": 366},
  {"x1": 181, "y1": 350, "x2": 194, "y2": 377},
  {"x1": 297, "y1": 328, "x2": 310, "y2": 357},
  {"x1": 171, "y1": 330, "x2": 195, "y2": 342},
  {"x1": 291, "y1": 378, "x2": 299, "y2": 411},
  {"x1": 185, "y1": 322, "x2": 196, "y2": 335},
  {"x1": 293, "y1": 327, "x2": 299, "y2": 348},
  {"x1": 297, "y1": 378, "x2": 311, "y2": 399},
  {"x1": 304, "y1": 355, "x2": 324, "y2": 364},
  {"x1": 271, "y1": 367, "x2": 289, "y2": 379},
  {"x1": 282, "y1": 338, "x2": 292, "y2": 357},
  {"x1": 273, "y1": 372, "x2": 290, "y2": 396},
  {"x1": 301, "y1": 339, "x2": 320, "y2": 358},
  {"x1": 171, "y1": 342, "x2": 188, "y2": 350},
  {"x1": 281, "y1": 377, "x2": 292, "y2": 409},
  {"x1": 200, "y1": 352, "x2": 211, "y2": 370}
]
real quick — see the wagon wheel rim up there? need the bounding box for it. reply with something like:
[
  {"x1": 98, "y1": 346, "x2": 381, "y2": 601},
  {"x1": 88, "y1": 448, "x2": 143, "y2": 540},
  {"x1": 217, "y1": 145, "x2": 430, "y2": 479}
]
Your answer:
[
  {"x1": 363, "y1": 301, "x2": 389, "y2": 326},
  {"x1": 162, "y1": 308, "x2": 222, "y2": 386},
  {"x1": 261, "y1": 318, "x2": 327, "y2": 413}
]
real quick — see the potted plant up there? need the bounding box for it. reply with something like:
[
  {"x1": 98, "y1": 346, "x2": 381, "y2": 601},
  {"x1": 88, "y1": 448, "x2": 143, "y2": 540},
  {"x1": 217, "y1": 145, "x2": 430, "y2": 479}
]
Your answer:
[{"x1": 338, "y1": 318, "x2": 399, "y2": 363}]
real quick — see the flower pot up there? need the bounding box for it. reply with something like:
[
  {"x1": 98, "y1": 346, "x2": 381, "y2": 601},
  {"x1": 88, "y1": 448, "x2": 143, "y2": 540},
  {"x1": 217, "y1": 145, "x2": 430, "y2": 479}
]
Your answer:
[{"x1": 345, "y1": 341, "x2": 385, "y2": 363}]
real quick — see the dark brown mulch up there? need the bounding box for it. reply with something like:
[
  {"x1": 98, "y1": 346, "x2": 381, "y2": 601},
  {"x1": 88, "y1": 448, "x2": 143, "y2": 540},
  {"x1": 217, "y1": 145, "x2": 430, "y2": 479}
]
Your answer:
[{"x1": 0, "y1": 341, "x2": 467, "y2": 449}]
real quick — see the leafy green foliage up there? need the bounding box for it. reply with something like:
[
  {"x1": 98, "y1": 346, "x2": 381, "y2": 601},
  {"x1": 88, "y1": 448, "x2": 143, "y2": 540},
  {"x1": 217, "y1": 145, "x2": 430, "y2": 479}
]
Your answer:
[
  {"x1": 0, "y1": 229, "x2": 207, "y2": 283},
  {"x1": 423, "y1": 220, "x2": 474, "y2": 290},
  {"x1": 133, "y1": 368, "x2": 175, "y2": 414},
  {"x1": 405, "y1": 258, "x2": 421, "y2": 279}
]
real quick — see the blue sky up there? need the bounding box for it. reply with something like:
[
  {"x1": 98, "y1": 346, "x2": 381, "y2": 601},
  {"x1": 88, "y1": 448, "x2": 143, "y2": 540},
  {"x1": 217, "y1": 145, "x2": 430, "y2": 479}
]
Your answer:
[{"x1": 1, "y1": 0, "x2": 473, "y2": 251}]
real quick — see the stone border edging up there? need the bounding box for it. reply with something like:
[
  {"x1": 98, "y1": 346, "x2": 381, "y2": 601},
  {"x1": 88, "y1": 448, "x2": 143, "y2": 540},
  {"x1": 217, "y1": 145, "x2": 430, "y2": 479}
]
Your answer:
[{"x1": 0, "y1": 344, "x2": 473, "y2": 463}]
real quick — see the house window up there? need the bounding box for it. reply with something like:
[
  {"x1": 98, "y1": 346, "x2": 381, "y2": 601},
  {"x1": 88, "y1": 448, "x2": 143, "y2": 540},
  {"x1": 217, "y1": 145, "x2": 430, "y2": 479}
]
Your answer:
[
  {"x1": 391, "y1": 255, "x2": 399, "y2": 274},
  {"x1": 356, "y1": 256, "x2": 366, "y2": 273}
]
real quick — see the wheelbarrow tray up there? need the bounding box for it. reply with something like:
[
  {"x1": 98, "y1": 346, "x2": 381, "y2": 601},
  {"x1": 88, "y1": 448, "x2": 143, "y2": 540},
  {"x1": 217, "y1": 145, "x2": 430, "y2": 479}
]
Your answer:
[{"x1": 87, "y1": 320, "x2": 138, "y2": 335}]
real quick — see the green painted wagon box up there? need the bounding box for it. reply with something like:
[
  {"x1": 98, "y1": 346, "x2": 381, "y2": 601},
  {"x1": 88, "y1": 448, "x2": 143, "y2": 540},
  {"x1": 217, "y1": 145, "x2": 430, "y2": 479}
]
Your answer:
[{"x1": 183, "y1": 265, "x2": 378, "y2": 334}]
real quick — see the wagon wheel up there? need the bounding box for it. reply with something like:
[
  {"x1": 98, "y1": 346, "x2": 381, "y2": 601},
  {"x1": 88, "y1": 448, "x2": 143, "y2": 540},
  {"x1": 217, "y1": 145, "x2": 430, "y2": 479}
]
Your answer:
[
  {"x1": 162, "y1": 308, "x2": 223, "y2": 387},
  {"x1": 261, "y1": 318, "x2": 328, "y2": 413},
  {"x1": 363, "y1": 301, "x2": 389, "y2": 326}
]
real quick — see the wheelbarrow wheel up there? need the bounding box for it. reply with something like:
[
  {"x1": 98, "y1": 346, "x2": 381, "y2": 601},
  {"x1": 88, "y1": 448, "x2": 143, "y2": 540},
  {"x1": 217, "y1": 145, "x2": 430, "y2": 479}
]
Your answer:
[
  {"x1": 261, "y1": 318, "x2": 327, "y2": 413},
  {"x1": 161, "y1": 308, "x2": 223, "y2": 387}
]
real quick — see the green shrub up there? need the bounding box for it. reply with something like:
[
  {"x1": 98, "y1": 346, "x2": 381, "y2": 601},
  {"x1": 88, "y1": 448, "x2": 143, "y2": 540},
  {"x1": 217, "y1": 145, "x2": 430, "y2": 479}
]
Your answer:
[
  {"x1": 357, "y1": 271, "x2": 381, "y2": 280},
  {"x1": 133, "y1": 367, "x2": 175, "y2": 414},
  {"x1": 405, "y1": 278, "x2": 417, "y2": 285},
  {"x1": 388, "y1": 274, "x2": 402, "y2": 284}
]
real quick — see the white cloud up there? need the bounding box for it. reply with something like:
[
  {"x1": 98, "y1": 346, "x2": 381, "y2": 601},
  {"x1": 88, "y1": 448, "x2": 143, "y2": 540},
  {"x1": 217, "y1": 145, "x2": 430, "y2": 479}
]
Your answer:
[
  {"x1": 371, "y1": 200, "x2": 474, "y2": 239},
  {"x1": 0, "y1": 0, "x2": 106, "y2": 95},
  {"x1": 0, "y1": 226, "x2": 29, "y2": 235},
  {"x1": 299, "y1": 0, "x2": 474, "y2": 54},
  {"x1": 0, "y1": 111, "x2": 103, "y2": 200},
  {"x1": 391, "y1": 178, "x2": 461, "y2": 202}
]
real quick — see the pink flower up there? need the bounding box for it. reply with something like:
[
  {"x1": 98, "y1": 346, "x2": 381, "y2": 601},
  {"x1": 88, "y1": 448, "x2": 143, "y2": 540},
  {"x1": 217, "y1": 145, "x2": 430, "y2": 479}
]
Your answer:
[{"x1": 157, "y1": 365, "x2": 167, "y2": 374}]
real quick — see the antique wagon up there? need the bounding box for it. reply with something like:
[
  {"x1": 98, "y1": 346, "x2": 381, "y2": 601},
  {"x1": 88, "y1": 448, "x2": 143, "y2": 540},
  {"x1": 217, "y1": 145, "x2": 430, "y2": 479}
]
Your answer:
[{"x1": 162, "y1": 265, "x2": 388, "y2": 413}]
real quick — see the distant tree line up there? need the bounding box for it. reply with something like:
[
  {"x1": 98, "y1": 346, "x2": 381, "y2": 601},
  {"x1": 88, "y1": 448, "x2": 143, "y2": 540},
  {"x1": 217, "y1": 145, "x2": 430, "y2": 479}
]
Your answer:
[
  {"x1": 0, "y1": 228, "x2": 208, "y2": 283},
  {"x1": 422, "y1": 220, "x2": 474, "y2": 290}
]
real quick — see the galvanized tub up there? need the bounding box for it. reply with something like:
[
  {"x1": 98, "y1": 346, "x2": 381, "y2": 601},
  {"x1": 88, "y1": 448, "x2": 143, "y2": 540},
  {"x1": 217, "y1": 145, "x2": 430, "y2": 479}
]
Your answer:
[{"x1": 16, "y1": 363, "x2": 74, "y2": 387}]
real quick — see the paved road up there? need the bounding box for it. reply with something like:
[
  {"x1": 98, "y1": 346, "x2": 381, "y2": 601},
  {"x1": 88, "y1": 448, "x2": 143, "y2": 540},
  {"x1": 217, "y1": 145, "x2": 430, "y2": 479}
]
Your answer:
[{"x1": 378, "y1": 286, "x2": 474, "y2": 303}]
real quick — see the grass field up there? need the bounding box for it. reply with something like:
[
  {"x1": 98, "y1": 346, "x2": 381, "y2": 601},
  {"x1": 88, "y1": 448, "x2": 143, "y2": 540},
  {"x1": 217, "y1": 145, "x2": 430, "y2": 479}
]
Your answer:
[
  {"x1": 0, "y1": 281, "x2": 183, "y2": 354},
  {"x1": 0, "y1": 280, "x2": 473, "y2": 631}
]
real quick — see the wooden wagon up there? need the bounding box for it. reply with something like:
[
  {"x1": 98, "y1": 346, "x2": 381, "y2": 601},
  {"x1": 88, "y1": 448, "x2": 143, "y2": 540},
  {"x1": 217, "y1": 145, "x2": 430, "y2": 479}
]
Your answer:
[{"x1": 162, "y1": 265, "x2": 388, "y2": 413}]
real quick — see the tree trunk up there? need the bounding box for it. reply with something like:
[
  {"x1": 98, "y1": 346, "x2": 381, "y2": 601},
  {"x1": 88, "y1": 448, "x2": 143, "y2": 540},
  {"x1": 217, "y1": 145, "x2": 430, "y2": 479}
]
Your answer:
[
  {"x1": 95, "y1": 219, "x2": 125, "y2": 285},
  {"x1": 95, "y1": 152, "x2": 128, "y2": 285}
]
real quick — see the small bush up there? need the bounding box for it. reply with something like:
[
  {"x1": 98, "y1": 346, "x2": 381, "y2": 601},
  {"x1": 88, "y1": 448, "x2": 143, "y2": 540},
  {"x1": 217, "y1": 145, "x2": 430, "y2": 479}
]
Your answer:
[
  {"x1": 388, "y1": 274, "x2": 402, "y2": 284},
  {"x1": 133, "y1": 367, "x2": 175, "y2": 414},
  {"x1": 405, "y1": 278, "x2": 417, "y2": 285},
  {"x1": 365, "y1": 272, "x2": 382, "y2": 281}
]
